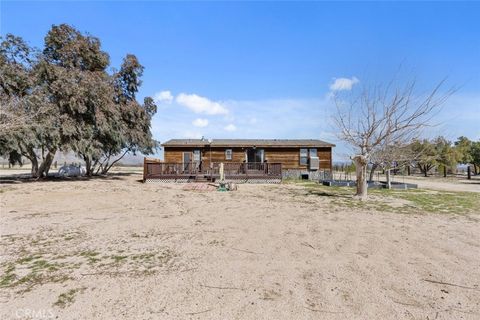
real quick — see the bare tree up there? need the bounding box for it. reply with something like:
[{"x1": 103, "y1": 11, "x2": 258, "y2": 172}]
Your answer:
[
  {"x1": 369, "y1": 142, "x2": 407, "y2": 182},
  {"x1": 333, "y1": 77, "x2": 454, "y2": 199}
]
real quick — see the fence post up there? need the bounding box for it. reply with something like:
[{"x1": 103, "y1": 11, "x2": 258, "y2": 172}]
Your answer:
[
  {"x1": 443, "y1": 166, "x2": 447, "y2": 178},
  {"x1": 467, "y1": 165, "x2": 471, "y2": 180},
  {"x1": 143, "y1": 157, "x2": 147, "y2": 182}
]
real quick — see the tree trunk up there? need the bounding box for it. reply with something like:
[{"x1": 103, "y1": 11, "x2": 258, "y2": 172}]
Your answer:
[
  {"x1": 417, "y1": 163, "x2": 426, "y2": 177},
  {"x1": 86, "y1": 158, "x2": 92, "y2": 176},
  {"x1": 23, "y1": 148, "x2": 39, "y2": 177},
  {"x1": 83, "y1": 154, "x2": 93, "y2": 176},
  {"x1": 369, "y1": 163, "x2": 378, "y2": 182},
  {"x1": 101, "y1": 150, "x2": 129, "y2": 175},
  {"x1": 474, "y1": 164, "x2": 478, "y2": 175},
  {"x1": 35, "y1": 149, "x2": 56, "y2": 178},
  {"x1": 30, "y1": 156, "x2": 38, "y2": 177},
  {"x1": 352, "y1": 155, "x2": 368, "y2": 199},
  {"x1": 386, "y1": 169, "x2": 392, "y2": 189}
]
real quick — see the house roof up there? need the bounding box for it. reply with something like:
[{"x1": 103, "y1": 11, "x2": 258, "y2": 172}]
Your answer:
[{"x1": 162, "y1": 139, "x2": 335, "y2": 148}]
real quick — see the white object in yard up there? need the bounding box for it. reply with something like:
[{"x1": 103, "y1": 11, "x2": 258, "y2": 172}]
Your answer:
[
  {"x1": 58, "y1": 164, "x2": 86, "y2": 177},
  {"x1": 220, "y1": 162, "x2": 225, "y2": 181}
]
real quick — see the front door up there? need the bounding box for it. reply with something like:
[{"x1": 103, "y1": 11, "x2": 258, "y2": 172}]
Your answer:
[
  {"x1": 183, "y1": 152, "x2": 191, "y2": 172},
  {"x1": 246, "y1": 148, "x2": 264, "y2": 163},
  {"x1": 192, "y1": 149, "x2": 201, "y2": 172}
]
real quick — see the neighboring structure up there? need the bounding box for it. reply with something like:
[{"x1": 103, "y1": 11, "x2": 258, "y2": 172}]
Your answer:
[{"x1": 144, "y1": 138, "x2": 334, "y2": 183}]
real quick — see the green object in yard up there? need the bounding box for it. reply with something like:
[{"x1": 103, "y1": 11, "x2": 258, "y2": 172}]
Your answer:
[{"x1": 218, "y1": 181, "x2": 227, "y2": 191}]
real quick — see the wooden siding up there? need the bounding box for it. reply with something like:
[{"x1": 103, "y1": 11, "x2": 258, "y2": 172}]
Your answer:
[
  {"x1": 264, "y1": 147, "x2": 331, "y2": 170},
  {"x1": 164, "y1": 146, "x2": 332, "y2": 171}
]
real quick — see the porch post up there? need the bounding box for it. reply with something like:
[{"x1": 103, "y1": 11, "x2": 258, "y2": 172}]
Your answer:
[{"x1": 143, "y1": 157, "x2": 147, "y2": 182}]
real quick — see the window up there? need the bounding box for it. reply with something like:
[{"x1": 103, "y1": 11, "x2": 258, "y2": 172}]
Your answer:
[
  {"x1": 300, "y1": 148, "x2": 317, "y2": 165},
  {"x1": 225, "y1": 149, "x2": 232, "y2": 160},
  {"x1": 193, "y1": 149, "x2": 201, "y2": 162},
  {"x1": 300, "y1": 149, "x2": 308, "y2": 165}
]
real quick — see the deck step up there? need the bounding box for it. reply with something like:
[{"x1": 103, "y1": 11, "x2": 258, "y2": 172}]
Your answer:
[{"x1": 194, "y1": 176, "x2": 211, "y2": 182}]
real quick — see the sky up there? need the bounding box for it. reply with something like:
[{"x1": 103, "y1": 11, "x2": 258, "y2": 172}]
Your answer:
[{"x1": 1, "y1": 1, "x2": 479, "y2": 160}]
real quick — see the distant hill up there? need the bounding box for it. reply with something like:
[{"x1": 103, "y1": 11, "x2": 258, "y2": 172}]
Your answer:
[{"x1": 0, "y1": 151, "x2": 150, "y2": 166}]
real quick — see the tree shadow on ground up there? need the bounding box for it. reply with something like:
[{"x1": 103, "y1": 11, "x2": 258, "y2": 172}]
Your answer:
[
  {"x1": 459, "y1": 181, "x2": 480, "y2": 185},
  {"x1": 306, "y1": 189, "x2": 352, "y2": 199},
  {"x1": 0, "y1": 171, "x2": 140, "y2": 184}
]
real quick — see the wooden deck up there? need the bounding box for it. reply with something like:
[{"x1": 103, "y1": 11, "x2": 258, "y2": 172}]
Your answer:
[{"x1": 143, "y1": 159, "x2": 282, "y2": 182}]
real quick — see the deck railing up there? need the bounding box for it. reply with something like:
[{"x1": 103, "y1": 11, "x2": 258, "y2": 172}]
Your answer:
[
  {"x1": 144, "y1": 159, "x2": 282, "y2": 181},
  {"x1": 210, "y1": 162, "x2": 282, "y2": 178}
]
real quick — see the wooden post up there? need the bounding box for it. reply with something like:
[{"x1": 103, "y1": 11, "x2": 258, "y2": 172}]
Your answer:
[
  {"x1": 407, "y1": 165, "x2": 410, "y2": 176},
  {"x1": 220, "y1": 162, "x2": 224, "y2": 181},
  {"x1": 443, "y1": 166, "x2": 447, "y2": 178},
  {"x1": 143, "y1": 157, "x2": 147, "y2": 182},
  {"x1": 467, "y1": 165, "x2": 471, "y2": 180},
  {"x1": 386, "y1": 170, "x2": 392, "y2": 189}
]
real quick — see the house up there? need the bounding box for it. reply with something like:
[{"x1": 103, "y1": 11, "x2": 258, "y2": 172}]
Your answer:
[{"x1": 144, "y1": 138, "x2": 334, "y2": 183}]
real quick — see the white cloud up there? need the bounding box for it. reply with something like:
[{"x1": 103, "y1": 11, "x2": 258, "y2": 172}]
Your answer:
[
  {"x1": 192, "y1": 118, "x2": 209, "y2": 127},
  {"x1": 224, "y1": 124, "x2": 237, "y2": 132},
  {"x1": 182, "y1": 130, "x2": 203, "y2": 139},
  {"x1": 154, "y1": 90, "x2": 173, "y2": 104},
  {"x1": 329, "y1": 77, "x2": 359, "y2": 91},
  {"x1": 176, "y1": 93, "x2": 228, "y2": 115}
]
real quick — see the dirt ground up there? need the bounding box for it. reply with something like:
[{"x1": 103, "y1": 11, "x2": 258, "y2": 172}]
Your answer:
[
  {"x1": 1, "y1": 172, "x2": 479, "y2": 319},
  {"x1": 391, "y1": 175, "x2": 480, "y2": 193}
]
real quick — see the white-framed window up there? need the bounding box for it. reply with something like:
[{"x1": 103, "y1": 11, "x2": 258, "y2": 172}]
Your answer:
[
  {"x1": 193, "y1": 149, "x2": 201, "y2": 162},
  {"x1": 225, "y1": 149, "x2": 233, "y2": 160},
  {"x1": 300, "y1": 148, "x2": 308, "y2": 165},
  {"x1": 309, "y1": 148, "x2": 317, "y2": 158}
]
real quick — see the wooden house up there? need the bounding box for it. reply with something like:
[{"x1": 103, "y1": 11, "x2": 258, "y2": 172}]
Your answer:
[{"x1": 144, "y1": 139, "x2": 334, "y2": 183}]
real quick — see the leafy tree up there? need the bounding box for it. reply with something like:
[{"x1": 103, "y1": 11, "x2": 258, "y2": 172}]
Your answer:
[
  {"x1": 471, "y1": 141, "x2": 480, "y2": 174},
  {"x1": 0, "y1": 34, "x2": 56, "y2": 177},
  {"x1": 454, "y1": 136, "x2": 480, "y2": 175},
  {"x1": 454, "y1": 136, "x2": 473, "y2": 164},
  {"x1": 36, "y1": 24, "x2": 114, "y2": 177},
  {"x1": 434, "y1": 136, "x2": 458, "y2": 175},
  {"x1": 409, "y1": 139, "x2": 437, "y2": 177},
  {"x1": 84, "y1": 54, "x2": 158, "y2": 175},
  {"x1": 0, "y1": 24, "x2": 158, "y2": 178}
]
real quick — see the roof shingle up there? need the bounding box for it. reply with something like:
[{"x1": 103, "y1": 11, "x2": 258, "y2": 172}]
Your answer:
[{"x1": 162, "y1": 139, "x2": 335, "y2": 147}]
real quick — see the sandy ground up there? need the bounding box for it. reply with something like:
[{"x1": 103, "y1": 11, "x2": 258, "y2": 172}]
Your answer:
[
  {"x1": 395, "y1": 176, "x2": 480, "y2": 193},
  {"x1": 1, "y1": 172, "x2": 479, "y2": 319}
]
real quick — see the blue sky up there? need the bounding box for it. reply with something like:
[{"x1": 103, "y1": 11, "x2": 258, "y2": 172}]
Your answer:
[{"x1": 2, "y1": 1, "x2": 479, "y2": 159}]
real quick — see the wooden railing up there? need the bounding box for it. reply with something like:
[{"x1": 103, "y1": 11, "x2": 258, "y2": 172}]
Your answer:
[
  {"x1": 210, "y1": 162, "x2": 282, "y2": 178},
  {"x1": 144, "y1": 159, "x2": 282, "y2": 181}
]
